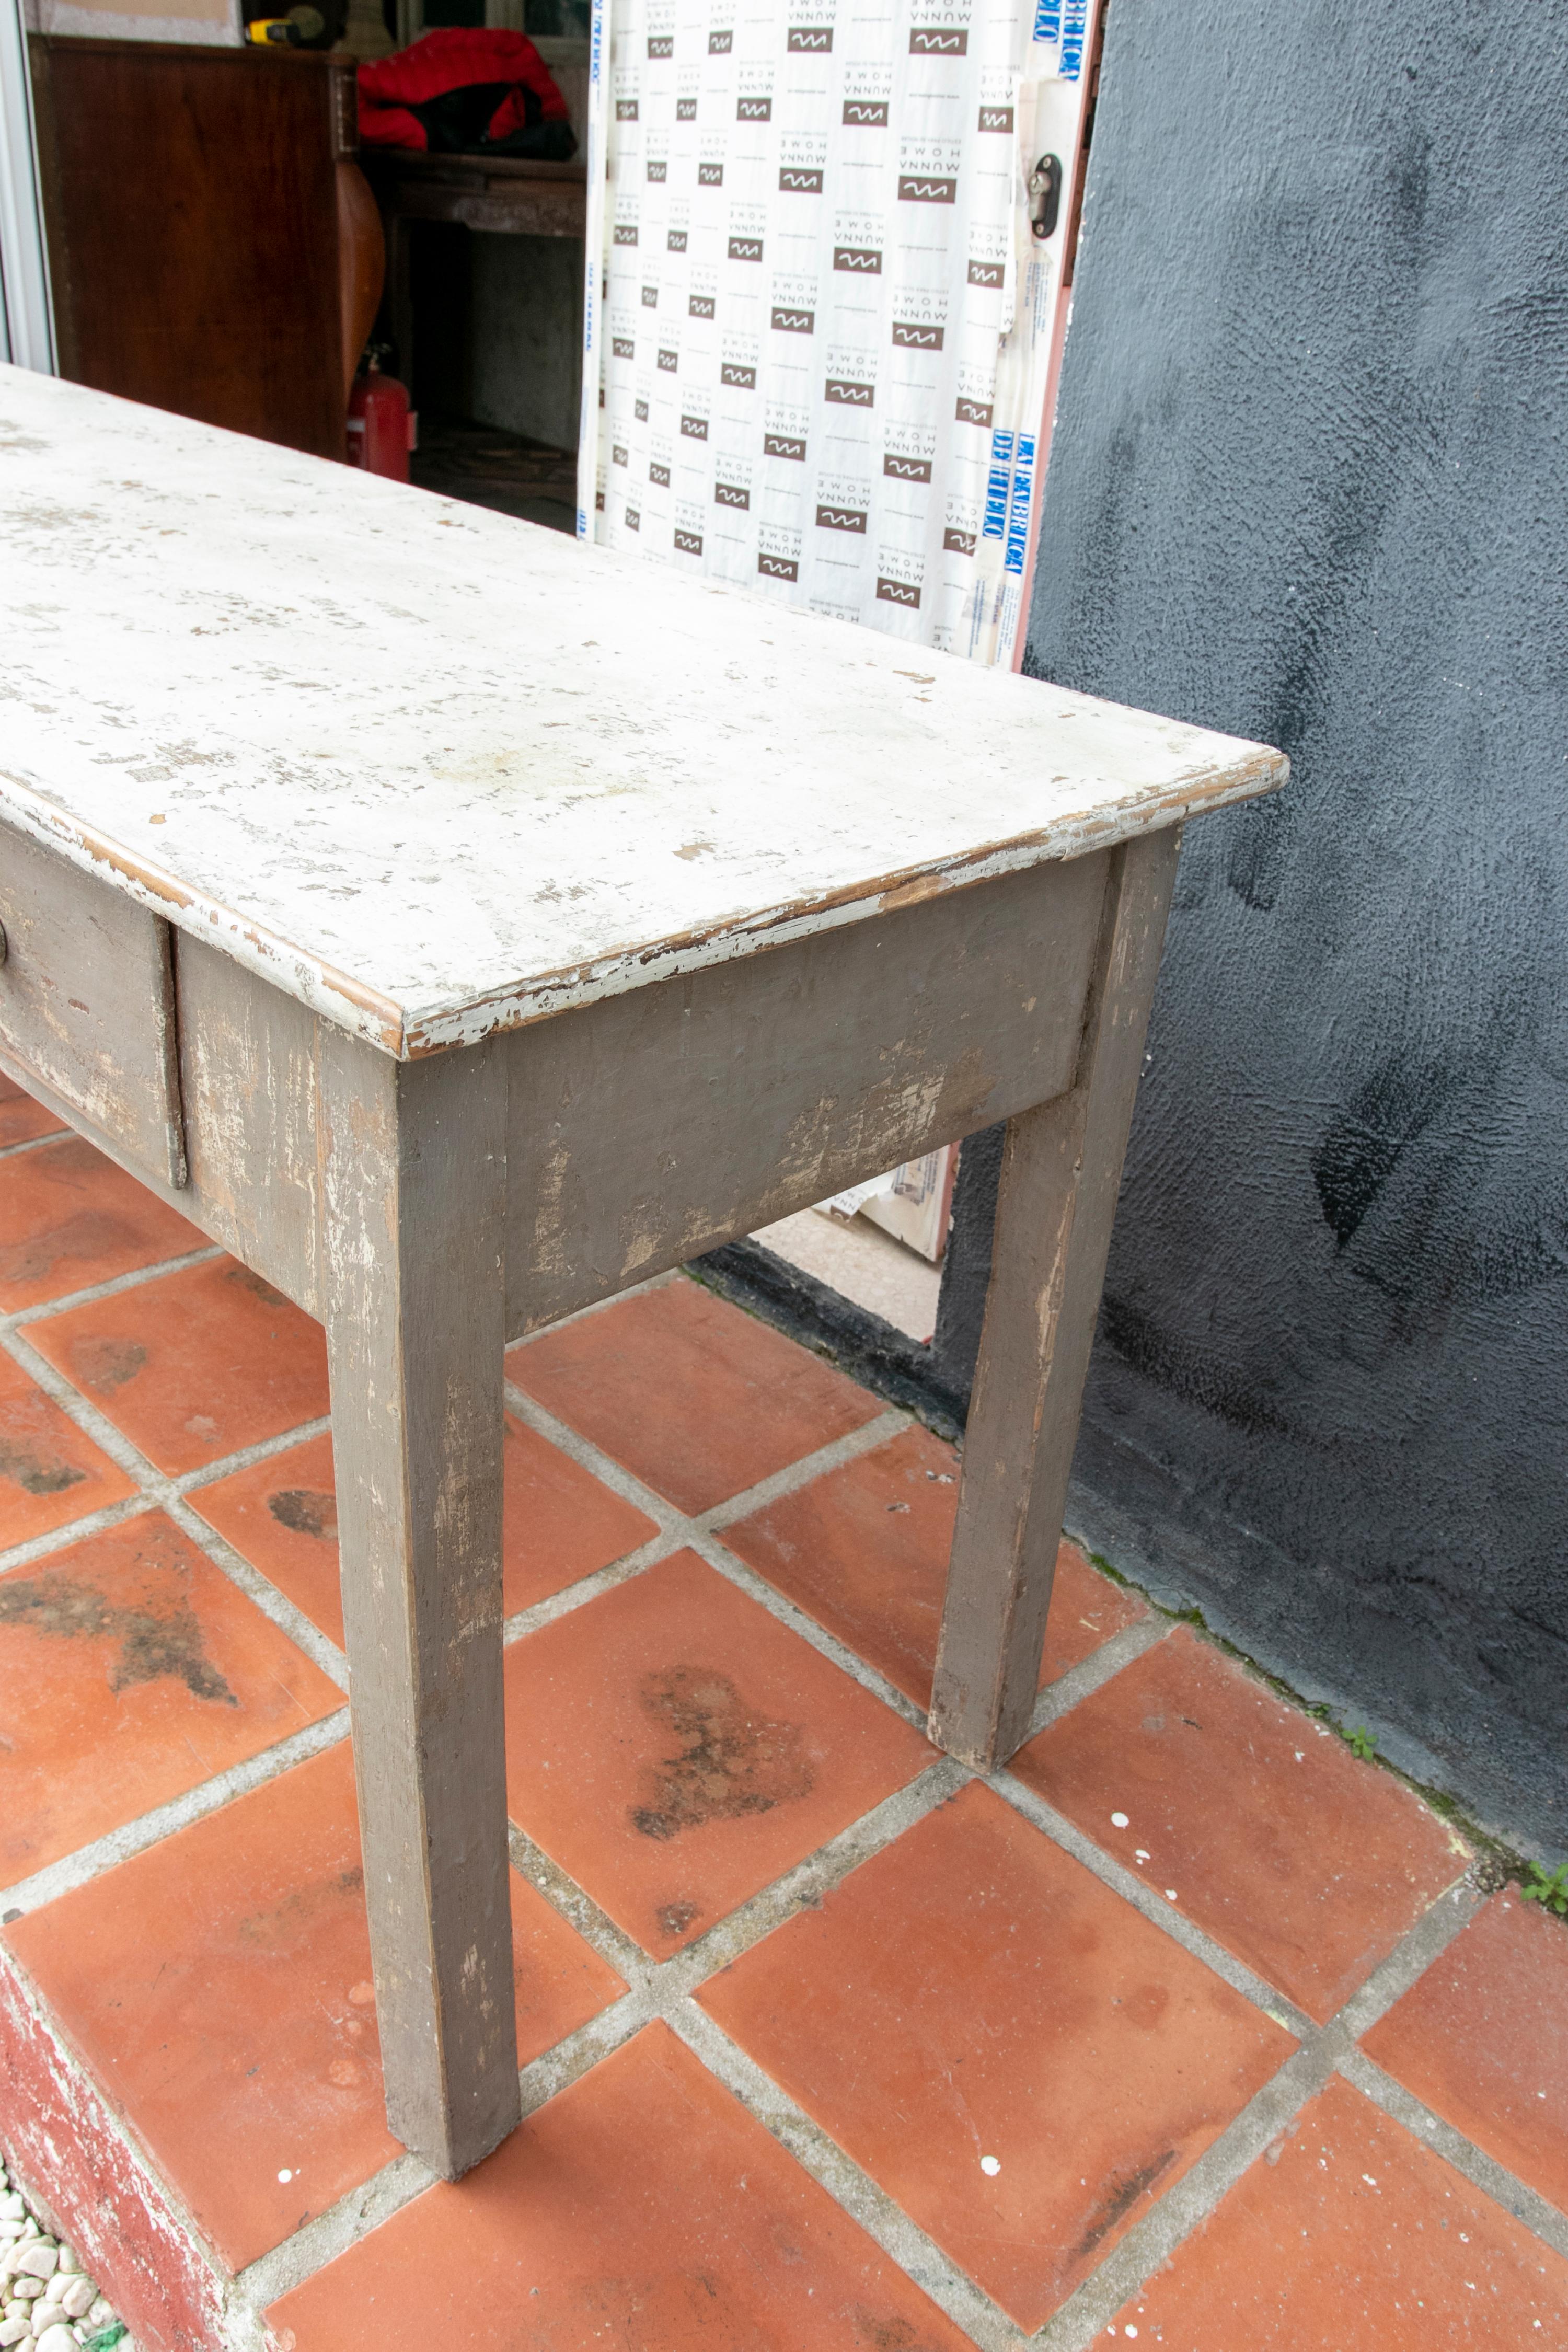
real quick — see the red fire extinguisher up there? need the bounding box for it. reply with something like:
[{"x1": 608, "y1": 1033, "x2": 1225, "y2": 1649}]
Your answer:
[{"x1": 346, "y1": 349, "x2": 416, "y2": 482}]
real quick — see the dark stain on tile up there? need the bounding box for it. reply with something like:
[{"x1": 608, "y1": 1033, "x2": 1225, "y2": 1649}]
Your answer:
[
  {"x1": 630, "y1": 1666, "x2": 814, "y2": 1840},
  {"x1": 656, "y1": 1898, "x2": 702, "y2": 1937},
  {"x1": 850, "y1": 2310, "x2": 950, "y2": 2352},
  {"x1": 68, "y1": 1335, "x2": 148, "y2": 1394},
  {"x1": 1073, "y1": 2147, "x2": 1178, "y2": 2260},
  {"x1": 0, "y1": 1213, "x2": 133, "y2": 1292},
  {"x1": 0, "y1": 1441, "x2": 87, "y2": 1498},
  {"x1": 268, "y1": 1488, "x2": 338, "y2": 1541},
  {"x1": 0, "y1": 1573, "x2": 237, "y2": 1704},
  {"x1": 224, "y1": 1265, "x2": 292, "y2": 1310},
  {"x1": 236, "y1": 1865, "x2": 366, "y2": 1950}
]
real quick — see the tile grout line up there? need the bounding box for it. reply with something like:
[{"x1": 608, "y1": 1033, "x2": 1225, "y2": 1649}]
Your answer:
[
  {"x1": 0, "y1": 1245, "x2": 226, "y2": 1335},
  {"x1": 1028, "y1": 1876, "x2": 1494, "y2": 2350},
  {"x1": 988, "y1": 1770, "x2": 1319, "y2": 2037},
  {"x1": 3, "y1": 1261, "x2": 1555, "y2": 2338},
  {"x1": 237, "y1": 1759, "x2": 976, "y2": 2323},
  {"x1": 0, "y1": 1128, "x2": 71, "y2": 1165},
  {"x1": 0, "y1": 1320, "x2": 349, "y2": 1688},
  {"x1": 1336, "y1": 2047, "x2": 1568, "y2": 2261},
  {"x1": 673, "y1": 2002, "x2": 1031, "y2": 2352},
  {"x1": 0, "y1": 1708, "x2": 351, "y2": 1920}
]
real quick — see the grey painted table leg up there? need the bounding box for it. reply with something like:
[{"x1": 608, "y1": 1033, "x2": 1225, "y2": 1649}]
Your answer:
[
  {"x1": 319, "y1": 1029, "x2": 520, "y2": 2178},
  {"x1": 929, "y1": 830, "x2": 1181, "y2": 1770}
]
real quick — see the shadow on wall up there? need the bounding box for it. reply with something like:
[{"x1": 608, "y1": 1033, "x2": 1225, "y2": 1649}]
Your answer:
[{"x1": 1008, "y1": 0, "x2": 1568, "y2": 1852}]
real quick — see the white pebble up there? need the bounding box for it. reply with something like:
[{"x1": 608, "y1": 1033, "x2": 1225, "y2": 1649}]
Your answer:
[
  {"x1": 0, "y1": 2203, "x2": 20, "y2": 2224},
  {"x1": 0, "y1": 2230, "x2": 21, "y2": 2244},
  {"x1": 979, "y1": 2154, "x2": 1001, "y2": 2176},
  {"x1": 87, "y1": 2301, "x2": 114, "y2": 2326},
  {"x1": 36, "y1": 2323, "x2": 79, "y2": 2352},
  {"x1": 0, "y1": 2320, "x2": 27, "y2": 2347},
  {"x1": 52, "y1": 2253, "x2": 78, "y2": 2280},
  {"x1": 13, "y1": 2247, "x2": 56, "y2": 2281},
  {"x1": 59, "y1": 2281, "x2": 95, "y2": 2322},
  {"x1": 10, "y1": 2279, "x2": 42, "y2": 2300},
  {"x1": 1110, "y1": 1812, "x2": 1129, "y2": 1829}
]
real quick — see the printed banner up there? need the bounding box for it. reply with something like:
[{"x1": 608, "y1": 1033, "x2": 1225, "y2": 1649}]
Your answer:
[{"x1": 583, "y1": 0, "x2": 1091, "y2": 661}]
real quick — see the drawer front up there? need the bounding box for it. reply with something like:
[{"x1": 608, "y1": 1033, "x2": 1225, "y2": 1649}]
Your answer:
[{"x1": 0, "y1": 817, "x2": 187, "y2": 1187}]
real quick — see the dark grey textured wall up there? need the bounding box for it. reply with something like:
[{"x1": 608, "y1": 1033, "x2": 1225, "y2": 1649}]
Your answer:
[{"x1": 1017, "y1": 0, "x2": 1568, "y2": 1850}]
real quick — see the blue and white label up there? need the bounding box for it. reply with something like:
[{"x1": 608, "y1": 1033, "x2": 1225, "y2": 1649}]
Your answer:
[
  {"x1": 983, "y1": 429, "x2": 1014, "y2": 538},
  {"x1": 1004, "y1": 433, "x2": 1035, "y2": 572},
  {"x1": 1059, "y1": 0, "x2": 1088, "y2": 78}
]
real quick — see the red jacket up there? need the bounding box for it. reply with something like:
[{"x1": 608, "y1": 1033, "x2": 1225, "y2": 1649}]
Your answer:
[{"x1": 358, "y1": 29, "x2": 570, "y2": 153}]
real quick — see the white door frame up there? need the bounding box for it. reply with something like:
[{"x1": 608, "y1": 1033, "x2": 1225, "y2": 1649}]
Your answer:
[{"x1": 0, "y1": 0, "x2": 55, "y2": 370}]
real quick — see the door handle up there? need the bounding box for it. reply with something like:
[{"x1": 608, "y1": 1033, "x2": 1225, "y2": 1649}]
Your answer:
[{"x1": 1029, "y1": 153, "x2": 1063, "y2": 240}]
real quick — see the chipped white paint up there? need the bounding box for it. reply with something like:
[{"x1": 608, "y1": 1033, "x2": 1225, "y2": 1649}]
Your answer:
[{"x1": 0, "y1": 370, "x2": 1287, "y2": 1059}]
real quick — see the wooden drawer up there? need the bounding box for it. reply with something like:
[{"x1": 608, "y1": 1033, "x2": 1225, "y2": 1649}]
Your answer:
[{"x1": 0, "y1": 816, "x2": 187, "y2": 1188}]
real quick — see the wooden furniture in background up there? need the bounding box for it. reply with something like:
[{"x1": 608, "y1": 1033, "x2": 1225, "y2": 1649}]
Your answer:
[
  {"x1": 0, "y1": 371, "x2": 1285, "y2": 2180},
  {"x1": 361, "y1": 149, "x2": 584, "y2": 402},
  {"x1": 28, "y1": 37, "x2": 382, "y2": 460}
]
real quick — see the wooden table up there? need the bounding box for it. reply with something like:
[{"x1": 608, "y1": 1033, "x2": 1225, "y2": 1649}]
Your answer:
[
  {"x1": 362, "y1": 152, "x2": 586, "y2": 404},
  {"x1": 0, "y1": 366, "x2": 1285, "y2": 2182}
]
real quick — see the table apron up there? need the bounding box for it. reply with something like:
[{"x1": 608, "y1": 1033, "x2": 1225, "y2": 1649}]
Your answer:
[
  {"x1": 5, "y1": 844, "x2": 1114, "y2": 1341},
  {"x1": 503, "y1": 849, "x2": 1110, "y2": 1331}
]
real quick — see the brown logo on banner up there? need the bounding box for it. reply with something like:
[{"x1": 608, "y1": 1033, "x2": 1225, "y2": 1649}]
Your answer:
[
  {"x1": 612, "y1": 336, "x2": 635, "y2": 358},
  {"x1": 771, "y1": 306, "x2": 814, "y2": 331},
  {"x1": 674, "y1": 529, "x2": 703, "y2": 554},
  {"x1": 780, "y1": 167, "x2": 825, "y2": 192},
  {"x1": 615, "y1": 98, "x2": 639, "y2": 119},
  {"x1": 898, "y1": 175, "x2": 958, "y2": 203},
  {"x1": 758, "y1": 551, "x2": 800, "y2": 580},
  {"x1": 649, "y1": 462, "x2": 672, "y2": 485},
  {"x1": 642, "y1": 285, "x2": 659, "y2": 306},
  {"x1": 595, "y1": 488, "x2": 605, "y2": 509},
  {"x1": 765, "y1": 431, "x2": 808, "y2": 459},
  {"x1": 877, "y1": 575, "x2": 920, "y2": 605},
  {"x1": 978, "y1": 104, "x2": 1013, "y2": 131},
  {"x1": 647, "y1": 159, "x2": 668, "y2": 180},
  {"x1": 955, "y1": 396, "x2": 993, "y2": 425},
  {"x1": 658, "y1": 348, "x2": 678, "y2": 370},
  {"x1": 967, "y1": 258, "x2": 1004, "y2": 286},
  {"x1": 689, "y1": 294, "x2": 716, "y2": 316},
  {"x1": 613, "y1": 443, "x2": 628, "y2": 465},
  {"x1": 843, "y1": 97, "x2": 889, "y2": 124},
  {"x1": 738, "y1": 95, "x2": 772, "y2": 118},
  {"x1": 677, "y1": 96, "x2": 697, "y2": 118},
  {"x1": 884, "y1": 452, "x2": 933, "y2": 480},
  {"x1": 635, "y1": 396, "x2": 650, "y2": 419},
  {"x1": 647, "y1": 32, "x2": 673, "y2": 54},
  {"x1": 681, "y1": 413, "x2": 709, "y2": 438},
  {"x1": 722, "y1": 362, "x2": 757, "y2": 387},
  {"x1": 893, "y1": 320, "x2": 944, "y2": 348},
  {"x1": 709, "y1": 26, "x2": 732, "y2": 48},
  {"x1": 817, "y1": 503, "x2": 868, "y2": 532},
  {"x1": 667, "y1": 229, "x2": 688, "y2": 251},
  {"x1": 944, "y1": 526, "x2": 977, "y2": 554},
  {"x1": 834, "y1": 245, "x2": 882, "y2": 272},
  {"x1": 909, "y1": 24, "x2": 966, "y2": 48},
  {"x1": 613, "y1": 223, "x2": 638, "y2": 244},
  {"x1": 626, "y1": 507, "x2": 640, "y2": 529},
  {"x1": 716, "y1": 482, "x2": 751, "y2": 508},
  {"x1": 699, "y1": 161, "x2": 724, "y2": 185},
  {"x1": 786, "y1": 25, "x2": 832, "y2": 47},
  {"x1": 729, "y1": 235, "x2": 764, "y2": 260},
  {"x1": 826, "y1": 378, "x2": 874, "y2": 406}
]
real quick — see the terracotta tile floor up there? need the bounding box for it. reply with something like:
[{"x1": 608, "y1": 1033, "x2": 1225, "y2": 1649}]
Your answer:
[{"x1": 0, "y1": 1091, "x2": 1561, "y2": 2352}]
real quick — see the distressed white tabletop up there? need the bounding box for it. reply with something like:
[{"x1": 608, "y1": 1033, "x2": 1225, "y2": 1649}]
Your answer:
[{"x1": 0, "y1": 370, "x2": 1285, "y2": 1056}]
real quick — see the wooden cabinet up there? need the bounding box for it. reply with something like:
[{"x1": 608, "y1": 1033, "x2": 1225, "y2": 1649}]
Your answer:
[{"x1": 28, "y1": 37, "x2": 381, "y2": 462}]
